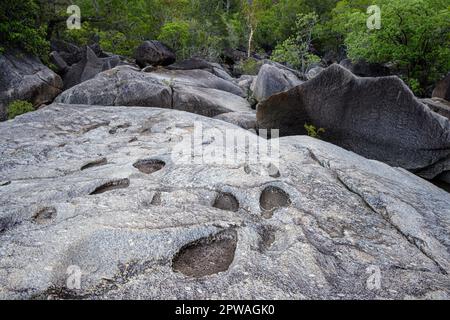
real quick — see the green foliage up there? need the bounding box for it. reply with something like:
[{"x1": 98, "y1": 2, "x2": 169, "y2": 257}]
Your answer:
[
  {"x1": 235, "y1": 58, "x2": 261, "y2": 75},
  {"x1": 7, "y1": 101, "x2": 34, "y2": 120},
  {"x1": 329, "y1": 0, "x2": 450, "y2": 95},
  {"x1": 158, "y1": 20, "x2": 190, "y2": 57},
  {"x1": 1, "y1": 0, "x2": 448, "y2": 98},
  {"x1": 0, "y1": 1, "x2": 49, "y2": 58},
  {"x1": 271, "y1": 38, "x2": 301, "y2": 69},
  {"x1": 304, "y1": 123, "x2": 325, "y2": 139},
  {"x1": 271, "y1": 13, "x2": 321, "y2": 72}
]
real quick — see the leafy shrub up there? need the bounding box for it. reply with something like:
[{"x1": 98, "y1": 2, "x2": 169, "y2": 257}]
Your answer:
[
  {"x1": 331, "y1": 0, "x2": 450, "y2": 96},
  {"x1": 271, "y1": 13, "x2": 321, "y2": 72},
  {"x1": 235, "y1": 58, "x2": 261, "y2": 75},
  {"x1": 304, "y1": 123, "x2": 325, "y2": 139},
  {"x1": 158, "y1": 21, "x2": 190, "y2": 58},
  {"x1": 7, "y1": 101, "x2": 34, "y2": 120},
  {"x1": 0, "y1": 1, "x2": 49, "y2": 59},
  {"x1": 271, "y1": 38, "x2": 301, "y2": 69}
]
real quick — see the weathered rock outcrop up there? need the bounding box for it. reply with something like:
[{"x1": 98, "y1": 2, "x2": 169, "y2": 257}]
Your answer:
[
  {"x1": 167, "y1": 57, "x2": 233, "y2": 81},
  {"x1": 50, "y1": 40, "x2": 84, "y2": 66},
  {"x1": 56, "y1": 66, "x2": 250, "y2": 117},
  {"x1": 62, "y1": 47, "x2": 121, "y2": 90},
  {"x1": 433, "y1": 72, "x2": 450, "y2": 102},
  {"x1": 340, "y1": 59, "x2": 391, "y2": 77},
  {"x1": 306, "y1": 66, "x2": 325, "y2": 80},
  {"x1": 134, "y1": 40, "x2": 176, "y2": 68},
  {"x1": 252, "y1": 64, "x2": 303, "y2": 102},
  {"x1": 0, "y1": 50, "x2": 63, "y2": 121},
  {"x1": 257, "y1": 64, "x2": 450, "y2": 181},
  {"x1": 422, "y1": 98, "x2": 450, "y2": 120},
  {"x1": 0, "y1": 104, "x2": 449, "y2": 299},
  {"x1": 214, "y1": 111, "x2": 257, "y2": 130},
  {"x1": 49, "y1": 40, "x2": 124, "y2": 90}
]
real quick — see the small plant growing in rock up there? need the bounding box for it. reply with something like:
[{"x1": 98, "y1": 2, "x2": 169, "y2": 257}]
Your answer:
[
  {"x1": 236, "y1": 58, "x2": 261, "y2": 75},
  {"x1": 304, "y1": 123, "x2": 325, "y2": 139},
  {"x1": 7, "y1": 100, "x2": 34, "y2": 120},
  {"x1": 162, "y1": 77, "x2": 175, "y2": 88}
]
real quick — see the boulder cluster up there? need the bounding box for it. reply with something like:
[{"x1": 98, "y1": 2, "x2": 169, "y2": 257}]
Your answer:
[{"x1": 0, "y1": 40, "x2": 449, "y2": 299}]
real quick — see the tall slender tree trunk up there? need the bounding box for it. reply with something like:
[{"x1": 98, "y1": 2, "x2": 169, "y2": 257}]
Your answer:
[{"x1": 248, "y1": 25, "x2": 255, "y2": 58}]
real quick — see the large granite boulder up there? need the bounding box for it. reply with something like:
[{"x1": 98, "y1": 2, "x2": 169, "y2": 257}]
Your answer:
[
  {"x1": 167, "y1": 58, "x2": 233, "y2": 81},
  {"x1": 62, "y1": 46, "x2": 121, "y2": 90},
  {"x1": 134, "y1": 40, "x2": 176, "y2": 68},
  {"x1": 0, "y1": 104, "x2": 449, "y2": 299},
  {"x1": 252, "y1": 64, "x2": 303, "y2": 102},
  {"x1": 306, "y1": 66, "x2": 325, "y2": 80},
  {"x1": 0, "y1": 50, "x2": 63, "y2": 121},
  {"x1": 257, "y1": 64, "x2": 450, "y2": 181},
  {"x1": 56, "y1": 66, "x2": 250, "y2": 117},
  {"x1": 143, "y1": 68, "x2": 245, "y2": 97},
  {"x1": 214, "y1": 111, "x2": 257, "y2": 130},
  {"x1": 50, "y1": 39, "x2": 84, "y2": 66},
  {"x1": 340, "y1": 59, "x2": 391, "y2": 77},
  {"x1": 49, "y1": 40, "x2": 126, "y2": 90},
  {"x1": 433, "y1": 72, "x2": 450, "y2": 102}
]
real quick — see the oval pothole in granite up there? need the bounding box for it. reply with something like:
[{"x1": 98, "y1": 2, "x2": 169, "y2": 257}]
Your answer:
[
  {"x1": 259, "y1": 186, "x2": 291, "y2": 218},
  {"x1": 80, "y1": 157, "x2": 107, "y2": 171},
  {"x1": 172, "y1": 229, "x2": 238, "y2": 278},
  {"x1": 133, "y1": 159, "x2": 166, "y2": 174},
  {"x1": 89, "y1": 178, "x2": 130, "y2": 195},
  {"x1": 33, "y1": 207, "x2": 57, "y2": 224},
  {"x1": 213, "y1": 192, "x2": 239, "y2": 212}
]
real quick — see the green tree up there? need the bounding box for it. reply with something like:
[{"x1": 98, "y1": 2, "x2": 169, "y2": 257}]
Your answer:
[
  {"x1": 157, "y1": 20, "x2": 190, "y2": 57},
  {"x1": 271, "y1": 13, "x2": 321, "y2": 72},
  {"x1": 241, "y1": 0, "x2": 272, "y2": 57},
  {"x1": 0, "y1": 1, "x2": 49, "y2": 57},
  {"x1": 330, "y1": 0, "x2": 450, "y2": 95}
]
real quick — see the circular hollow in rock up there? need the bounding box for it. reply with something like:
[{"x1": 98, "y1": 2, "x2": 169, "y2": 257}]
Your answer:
[
  {"x1": 213, "y1": 192, "x2": 239, "y2": 212},
  {"x1": 33, "y1": 207, "x2": 57, "y2": 224},
  {"x1": 172, "y1": 229, "x2": 238, "y2": 278},
  {"x1": 133, "y1": 159, "x2": 166, "y2": 174},
  {"x1": 259, "y1": 186, "x2": 291, "y2": 218}
]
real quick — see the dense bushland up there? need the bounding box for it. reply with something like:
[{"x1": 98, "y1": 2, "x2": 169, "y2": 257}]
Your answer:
[{"x1": 1, "y1": 0, "x2": 449, "y2": 95}]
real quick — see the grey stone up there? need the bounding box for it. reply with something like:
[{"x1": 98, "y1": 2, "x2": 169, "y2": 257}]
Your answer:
[
  {"x1": 306, "y1": 66, "x2": 324, "y2": 80},
  {"x1": 252, "y1": 64, "x2": 303, "y2": 102},
  {"x1": 0, "y1": 104, "x2": 449, "y2": 299},
  {"x1": 257, "y1": 64, "x2": 450, "y2": 180},
  {"x1": 214, "y1": 111, "x2": 257, "y2": 130},
  {"x1": 50, "y1": 40, "x2": 83, "y2": 66},
  {"x1": 0, "y1": 50, "x2": 63, "y2": 121},
  {"x1": 166, "y1": 57, "x2": 233, "y2": 80},
  {"x1": 432, "y1": 72, "x2": 450, "y2": 102},
  {"x1": 49, "y1": 51, "x2": 68, "y2": 73},
  {"x1": 146, "y1": 68, "x2": 245, "y2": 97},
  {"x1": 56, "y1": 66, "x2": 250, "y2": 117},
  {"x1": 134, "y1": 40, "x2": 176, "y2": 68},
  {"x1": 340, "y1": 59, "x2": 391, "y2": 77},
  {"x1": 62, "y1": 46, "x2": 121, "y2": 90},
  {"x1": 421, "y1": 98, "x2": 450, "y2": 119},
  {"x1": 236, "y1": 75, "x2": 256, "y2": 95}
]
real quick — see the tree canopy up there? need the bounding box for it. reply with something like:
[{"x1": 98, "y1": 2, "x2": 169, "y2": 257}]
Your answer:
[{"x1": 1, "y1": 0, "x2": 448, "y2": 95}]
